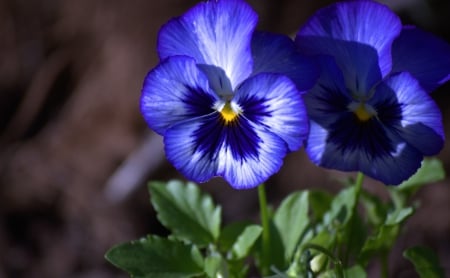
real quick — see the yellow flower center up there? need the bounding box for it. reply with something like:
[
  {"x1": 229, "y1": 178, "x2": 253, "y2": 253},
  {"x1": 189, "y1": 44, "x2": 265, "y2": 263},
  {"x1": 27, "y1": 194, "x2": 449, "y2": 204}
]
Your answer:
[
  {"x1": 348, "y1": 102, "x2": 376, "y2": 122},
  {"x1": 354, "y1": 103, "x2": 373, "y2": 122},
  {"x1": 220, "y1": 102, "x2": 239, "y2": 123}
]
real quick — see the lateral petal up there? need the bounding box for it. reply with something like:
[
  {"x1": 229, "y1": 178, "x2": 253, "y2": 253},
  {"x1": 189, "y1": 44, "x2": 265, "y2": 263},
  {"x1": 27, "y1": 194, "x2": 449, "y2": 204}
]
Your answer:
[
  {"x1": 234, "y1": 73, "x2": 309, "y2": 151},
  {"x1": 371, "y1": 72, "x2": 444, "y2": 155},
  {"x1": 140, "y1": 56, "x2": 218, "y2": 135}
]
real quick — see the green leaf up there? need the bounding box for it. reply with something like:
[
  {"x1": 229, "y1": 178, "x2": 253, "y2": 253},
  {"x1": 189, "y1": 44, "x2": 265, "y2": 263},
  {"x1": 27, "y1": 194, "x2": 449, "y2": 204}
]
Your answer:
[
  {"x1": 231, "y1": 225, "x2": 262, "y2": 260},
  {"x1": 307, "y1": 231, "x2": 334, "y2": 250},
  {"x1": 323, "y1": 186, "x2": 358, "y2": 227},
  {"x1": 360, "y1": 191, "x2": 387, "y2": 227},
  {"x1": 309, "y1": 190, "x2": 333, "y2": 222},
  {"x1": 395, "y1": 158, "x2": 445, "y2": 194},
  {"x1": 360, "y1": 207, "x2": 413, "y2": 264},
  {"x1": 385, "y1": 207, "x2": 414, "y2": 225},
  {"x1": 204, "y1": 253, "x2": 228, "y2": 278},
  {"x1": 318, "y1": 265, "x2": 366, "y2": 278},
  {"x1": 273, "y1": 191, "x2": 310, "y2": 263},
  {"x1": 105, "y1": 235, "x2": 204, "y2": 278},
  {"x1": 218, "y1": 222, "x2": 252, "y2": 253},
  {"x1": 344, "y1": 264, "x2": 367, "y2": 278},
  {"x1": 404, "y1": 246, "x2": 445, "y2": 278},
  {"x1": 149, "y1": 181, "x2": 221, "y2": 246},
  {"x1": 360, "y1": 225, "x2": 399, "y2": 264}
]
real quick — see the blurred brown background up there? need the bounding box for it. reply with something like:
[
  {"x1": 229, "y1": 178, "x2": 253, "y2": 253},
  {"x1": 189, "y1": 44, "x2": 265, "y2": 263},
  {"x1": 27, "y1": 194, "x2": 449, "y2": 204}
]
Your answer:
[{"x1": 0, "y1": 0, "x2": 449, "y2": 277}]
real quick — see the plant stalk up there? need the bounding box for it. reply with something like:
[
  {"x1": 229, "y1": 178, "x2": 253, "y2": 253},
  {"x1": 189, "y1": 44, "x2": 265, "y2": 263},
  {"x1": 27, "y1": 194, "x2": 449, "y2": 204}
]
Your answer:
[{"x1": 258, "y1": 184, "x2": 270, "y2": 276}]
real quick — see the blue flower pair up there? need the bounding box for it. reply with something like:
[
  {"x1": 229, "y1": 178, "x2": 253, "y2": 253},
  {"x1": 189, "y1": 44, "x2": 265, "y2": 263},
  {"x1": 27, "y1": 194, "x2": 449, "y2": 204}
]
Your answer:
[{"x1": 141, "y1": 0, "x2": 450, "y2": 189}]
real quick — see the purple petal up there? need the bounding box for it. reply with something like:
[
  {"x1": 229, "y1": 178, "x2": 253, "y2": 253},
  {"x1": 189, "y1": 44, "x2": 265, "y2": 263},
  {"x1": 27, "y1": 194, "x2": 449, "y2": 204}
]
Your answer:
[
  {"x1": 216, "y1": 117, "x2": 288, "y2": 189},
  {"x1": 370, "y1": 72, "x2": 444, "y2": 155},
  {"x1": 392, "y1": 26, "x2": 450, "y2": 93},
  {"x1": 306, "y1": 118, "x2": 424, "y2": 185},
  {"x1": 303, "y1": 56, "x2": 352, "y2": 127},
  {"x1": 234, "y1": 73, "x2": 309, "y2": 151},
  {"x1": 296, "y1": 0, "x2": 401, "y2": 93},
  {"x1": 251, "y1": 31, "x2": 318, "y2": 91},
  {"x1": 140, "y1": 56, "x2": 218, "y2": 135},
  {"x1": 157, "y1": 0, "x2": 257, "y2": 89},
  {"x1": 164, "y1": 114, "x2": 219, "y2": 184},
  {"x1": 164, "y1": 113, "x2": 288, "y2": 189}
]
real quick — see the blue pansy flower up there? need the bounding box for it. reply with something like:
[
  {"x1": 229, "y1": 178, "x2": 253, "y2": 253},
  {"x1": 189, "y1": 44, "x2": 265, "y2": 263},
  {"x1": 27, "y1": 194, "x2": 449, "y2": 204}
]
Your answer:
[
  {"x1": 295, "y1": 0, "x2": 450, "y2": 185},
  {"x1": 140, "y1": 0, "x2": 317, "y2": 189}
]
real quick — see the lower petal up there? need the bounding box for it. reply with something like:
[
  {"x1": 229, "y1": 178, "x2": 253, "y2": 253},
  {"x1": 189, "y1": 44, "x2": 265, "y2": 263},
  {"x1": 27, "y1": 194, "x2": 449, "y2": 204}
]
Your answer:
[
  {"x1": 164, "y1": 114, "x2": 220, "y2": 184},
  {"x1": 306, "y1": 114, "x2": 424, "y2": 185},
  {"x1": 164, "y1": 113, "x2": 288, "y2": 189},
  {"x1": 216, "y1": 118, "x2": 288, "y2": 189}
]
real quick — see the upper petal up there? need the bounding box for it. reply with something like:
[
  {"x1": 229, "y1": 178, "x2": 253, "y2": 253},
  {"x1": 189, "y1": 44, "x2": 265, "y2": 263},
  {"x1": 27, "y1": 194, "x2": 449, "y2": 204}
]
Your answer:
[
  {"x1": 157, "y1": 0, "x2": 257, "y2": 89},
  {"x1": 234, "y1": 73, "x2": 309, "y2": 151},
  {"x1": 370, "y1": 72, "x2": 444, "y2": 155},
  {"x1": 303, "y1": 55, "x2": 352, "y2": 128},
  {"x1": 140, "y1": 56, "x2": 218, "y2": 135},
  {"x1": 391, "y1": 26, "x2": 450, "y2": 93},
  {"x1": 251, "y1": 31, "x2": 319, "y2": 91},
  {"x1": 296, "y1": 0, "x2": 401, "y2": 93},
  {"x1": 164, "y1": 112, "x2": 288, "y2": 189}
]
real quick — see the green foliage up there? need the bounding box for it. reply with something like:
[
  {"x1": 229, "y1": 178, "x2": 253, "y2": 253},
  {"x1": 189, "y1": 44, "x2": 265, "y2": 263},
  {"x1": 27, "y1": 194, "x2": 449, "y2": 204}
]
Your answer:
[
  {"x1": 230, "y1": 225, "x2": 262, "y2": 260},
  {"x1": 394, "y1": 158, "x2": 445, "y2": 195},
  {"x1": 149, "y1": 181, "x2": 221, "y2": 246},
  {"x1": 106, "y1": 158, "x2": 446, "y2": 278},
  {"x1": 273, "y1": 191, "x2": 310, "y2": 264},
  {"x1": 404, "y1": 246, "x2": 445, "y2": 278},
  {"x1": 105, "y1": 235, "x2": 204, "y2": 278}
]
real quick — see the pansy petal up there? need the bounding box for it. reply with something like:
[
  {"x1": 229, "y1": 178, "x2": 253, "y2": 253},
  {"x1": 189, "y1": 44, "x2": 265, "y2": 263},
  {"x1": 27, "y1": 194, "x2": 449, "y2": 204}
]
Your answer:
[
  {"x1": 306, "y1": 115, "x2": 424, "y2": 185},
  {"x1": 371, "y1": 72, "x2": 444, "y2": 155},
  {"x1": 157, "y1": 0, "x2": 257, "y2": 88},
  {"x1": 392, "y1": 26, "x2": 450, "y2": 92},
  {"x1": 164, "y1": 114, "x2": 220, "y2": 183},
  {"x1": 360, "y1": 139, "x2": 423, "y2": 185},
  {"x1": 305, "y1": 120, "x2": 330, "y2": 166},
  {"x1": 140, "y1": 56, "x2": 218, "y2": 135},
  {"x1": 251, "y1": 31, "x2": 318, "y2": 91},
  {"x1": 296, "y1": 0, "x2": 401, "y2": 93},
  {"x1": 303, "y1": 56, "x2": 351, "y2": 127},
  {"x1": 234, "y1": 73, "x2": 309, "y2": 151},
  {"x1": 164, "y1": 112, "x2": 288, "y2": 189},
  {"x1": 216, "y1": 117, "x2": 288, "y2": 189}
]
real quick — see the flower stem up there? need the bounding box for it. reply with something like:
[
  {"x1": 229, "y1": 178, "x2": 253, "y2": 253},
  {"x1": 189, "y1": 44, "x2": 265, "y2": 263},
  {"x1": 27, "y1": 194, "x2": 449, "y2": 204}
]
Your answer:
[
  {"x1": 258, "y1": 184, "x2": 270, "y2": 276},
  {"x1": 381, "y1": 252, "x2": 389, "y2": 278},
  {"x1": 354, "y1": 172, "x2": 365, "y2": 202},
  {"x1": 343, "y1": 172, "x2": 365, "y2": 265}
]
